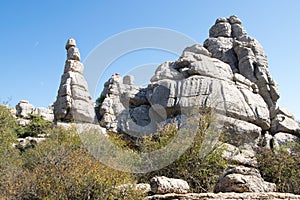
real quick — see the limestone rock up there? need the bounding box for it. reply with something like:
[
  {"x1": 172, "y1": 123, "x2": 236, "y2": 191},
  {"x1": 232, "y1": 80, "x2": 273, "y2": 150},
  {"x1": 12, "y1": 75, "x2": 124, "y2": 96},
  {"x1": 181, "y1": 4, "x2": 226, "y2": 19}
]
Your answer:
[
  {"x1": 67, "y1": 46, "x2": 80, "y2": 61},
  {"x1": 182, "y1": 44, "x2": 212, "y2": 57},
  {"x1": 233, "y1": 73, "x2": 256, "y2": 91},
  {"x1": 151, "y1": 62, "x2": 184, "y2": 82},
  {"x1": 214, "y1": 166, "x2": 276, "y2": 193},
  {"x1": 115, "y1": 183, "x2": 151, "y2": 194},
  {"x1": 271, "y1": 114, "x2": 300, "y2": 136},
  {"x1": 184, "y1": 54, "x2": 234, "y2": 81},
  {"x1": 231, "y1": 23, "x2": 247, "y2": 38},
  {"x1": 204, "y1": 15, "x2": 280, "y2": 109},
  {"x1": 54, "y1": 38, "x2": 96, "y2": 123},
  {"x1": 146, "y1": 192, "x2": 300, "y2": 200},
  {"x1": 33, "y1": 107, "x2": 54, "y2": 121},
  {"x1": 16, "y1": 100, "x2": 34, "y2": 118},
  {"x1": 150, "y1": 176, "x2": 190, "y2": 194},
  {"x1": 54, "y1": 122, "x2": 74, "y2": 130},
  {"x1": 75, "y1": 123, "x2": 107, "y2": 135},
  {"x1": 134, "y1": 183, "x2": 151, "y2": 193},
  {"x1": 123, "y1": 75, "x2": 134, "y2": 85},
  {"x1": 209, "y1": 21, "x2": 231, "y2": 38},
  {"x1": 204, "y1": 37, "x2": 238, "y2": 72},
  {"x1": 222, "y1": 143, "x2": 258, "y2": 167},
  {"x1": 272, "y1": 132, "x2": 300, "y2": 153},
  {"x1": 148, "y1": 76, "x2": 270, "y2": 130},
  {"x1": 96, "y1": 16, "x2": 300, "y2": 175},
  {"x1": 218, "y1": 114, "x2": 262, "y2": 147},
  {"x1": 98, "y1": 73, "x2": 149, "y2": 132},
  {"x1": 65, "y1": 38, "x2": 76, "y2": 50},
  {"x1": 228, "y1": 15, "x2": 242, "y2": 25},
  {"x1": 270, "y1": 106, "x2": 295, "y2": 119}
]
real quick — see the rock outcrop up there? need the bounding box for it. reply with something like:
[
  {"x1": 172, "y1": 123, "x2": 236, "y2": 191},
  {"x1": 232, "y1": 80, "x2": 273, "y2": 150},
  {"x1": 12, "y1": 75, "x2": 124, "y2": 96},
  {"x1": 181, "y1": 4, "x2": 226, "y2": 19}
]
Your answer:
[
  {"x1": 54, "y1": 38, "x2": 95, "y2": 123},
  {"x1": 15, "y1": 100, "x2": 54, "y2": 124},
  {"x1": 96, "y1": 15, "x2": 300, "y2": 193}
]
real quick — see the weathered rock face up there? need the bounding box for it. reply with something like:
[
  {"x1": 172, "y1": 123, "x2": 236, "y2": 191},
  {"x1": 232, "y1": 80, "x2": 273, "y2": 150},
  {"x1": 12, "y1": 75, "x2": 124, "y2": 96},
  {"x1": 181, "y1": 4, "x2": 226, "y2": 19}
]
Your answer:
[{"x1": 54, "y1": 38, "x2": 95, "y2": 123}]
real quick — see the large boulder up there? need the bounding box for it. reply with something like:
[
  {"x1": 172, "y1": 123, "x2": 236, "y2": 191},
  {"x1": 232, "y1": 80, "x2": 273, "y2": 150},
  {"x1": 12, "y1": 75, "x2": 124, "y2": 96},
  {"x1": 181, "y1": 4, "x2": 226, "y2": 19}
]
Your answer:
[
  {"x1": 214, "y1": 166, "x2": 276, "y2": 193},
  {"x1": 150, "y1": 176, "x2": 190, "y2": 194},
  {"x1": 16, "y1": 100, "x2": 34, "y2": 118}
]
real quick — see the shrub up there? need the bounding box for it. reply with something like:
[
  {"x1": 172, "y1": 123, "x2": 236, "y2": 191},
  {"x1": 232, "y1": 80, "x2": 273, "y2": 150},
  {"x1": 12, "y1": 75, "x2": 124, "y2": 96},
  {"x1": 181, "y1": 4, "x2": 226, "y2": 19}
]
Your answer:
[
  {"x1": 18, "y1": 114, "x2": 52, "y2": 138},
  {"x1": 257, "y1": 145, "x2": 300, "y2": 194},
  {"x1": 135, "y1": 109, "x2": 227, "y2": 193},
  {"x1": 6, "y1": 127, "x2": 144, "y2": 200},
  {"x1": 0, "y1": 105, "x2": 19, "y2": 143},
  {"x1": 0, "y1": 105, "x2": 22, "y2": 197}
]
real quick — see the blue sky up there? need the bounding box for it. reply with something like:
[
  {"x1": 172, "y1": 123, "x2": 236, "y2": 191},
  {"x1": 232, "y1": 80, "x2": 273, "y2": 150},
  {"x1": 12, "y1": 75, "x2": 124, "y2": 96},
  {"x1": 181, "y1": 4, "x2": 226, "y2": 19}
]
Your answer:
[{"x1": 1, "y1": 1, "x2": 300, "y2": 120}]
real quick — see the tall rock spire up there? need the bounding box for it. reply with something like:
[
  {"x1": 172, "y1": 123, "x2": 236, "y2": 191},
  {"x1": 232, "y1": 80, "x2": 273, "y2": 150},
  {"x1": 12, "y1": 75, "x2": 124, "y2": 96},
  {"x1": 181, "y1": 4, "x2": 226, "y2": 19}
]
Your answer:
[{"x1": 54, "y1": 38, "x2": 96, "y2": 123}]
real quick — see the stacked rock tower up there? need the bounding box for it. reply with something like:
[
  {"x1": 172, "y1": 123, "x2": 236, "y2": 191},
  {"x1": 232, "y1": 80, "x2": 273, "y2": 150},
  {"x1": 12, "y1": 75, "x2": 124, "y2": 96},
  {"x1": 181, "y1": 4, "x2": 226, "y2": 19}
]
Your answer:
[
  {"x1": 54, "y1": 38, "x2": 95, "y2": 123},
  {"x1": 204, "y1": 15, "x2": 280, "y2": 110}
]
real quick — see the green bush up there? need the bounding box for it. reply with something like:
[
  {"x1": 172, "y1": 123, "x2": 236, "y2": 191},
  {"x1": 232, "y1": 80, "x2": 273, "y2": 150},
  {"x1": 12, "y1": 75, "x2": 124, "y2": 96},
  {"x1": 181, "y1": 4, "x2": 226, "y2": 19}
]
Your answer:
[
  {"x1": 18, "y1": 114, "x2": 53, "y2": 138},
  {"x1": 257, "y1": 145, "x2": 300, "y2": 194},
  {"x1": 135, "y1": 109, "x2": 227, "y2": 193},
  {"x1": 0, "y1": 105, "x2": 22, "y2": 197},
  {"x1": 0, "y1": 105, "x2": 19, "y2": 143}
]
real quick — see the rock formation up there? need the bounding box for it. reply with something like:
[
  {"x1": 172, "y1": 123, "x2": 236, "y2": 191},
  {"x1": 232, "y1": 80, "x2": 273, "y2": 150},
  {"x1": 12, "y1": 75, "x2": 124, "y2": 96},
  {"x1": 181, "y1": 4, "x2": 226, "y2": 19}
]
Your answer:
[
  {"x1": 97, "y1": 15, "x2": 300, "y2": 193},
  {"x1": 15, "y1": 100, "x2": 54, "y2": 125},
  {"x1": 97, "y1": 15, "x2": 300, "y2": 138},
  {"x1": 54, "y1": 38, "x2": 95, "y2": 123}
]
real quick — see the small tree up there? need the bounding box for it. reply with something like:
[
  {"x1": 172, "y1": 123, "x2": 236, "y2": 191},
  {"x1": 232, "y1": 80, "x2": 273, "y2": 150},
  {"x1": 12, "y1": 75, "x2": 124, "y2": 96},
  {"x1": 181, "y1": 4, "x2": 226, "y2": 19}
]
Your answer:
[{"x1": 135, "y1": 108, "x2": 227, "y2": 193}]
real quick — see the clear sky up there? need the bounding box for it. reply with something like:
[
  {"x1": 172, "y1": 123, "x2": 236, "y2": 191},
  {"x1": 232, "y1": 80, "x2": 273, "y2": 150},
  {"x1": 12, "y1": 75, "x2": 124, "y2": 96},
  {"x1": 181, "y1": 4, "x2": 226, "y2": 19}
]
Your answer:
[{"x1": 1, "y1": 1, "x2": 299, "y2": 120}]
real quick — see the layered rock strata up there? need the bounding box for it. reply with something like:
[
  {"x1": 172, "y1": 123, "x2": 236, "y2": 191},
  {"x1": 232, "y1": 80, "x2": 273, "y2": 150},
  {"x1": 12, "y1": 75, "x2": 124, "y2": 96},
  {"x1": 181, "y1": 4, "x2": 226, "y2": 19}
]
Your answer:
[{"x1": 54, "y1": 38, "x2": 95, "y2": 123}]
